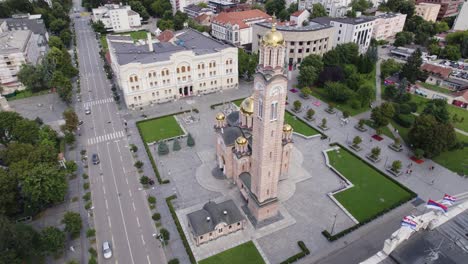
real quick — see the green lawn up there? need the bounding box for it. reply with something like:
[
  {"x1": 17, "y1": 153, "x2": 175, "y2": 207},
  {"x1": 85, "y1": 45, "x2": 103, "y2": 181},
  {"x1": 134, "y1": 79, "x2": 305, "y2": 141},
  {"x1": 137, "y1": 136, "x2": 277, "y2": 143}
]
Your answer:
[
  {"x1": 199, "y1": 241, "x2": 265, "y2": 264},
  {"x1": 327, "y1": 148, "x2": 413, "y2": 222},
  {"x1": 285, "y1": 111, "x2": 320, "y2": 136},
  {"x1": 433, "y1": 132, "x2": 468, "y2": 176},
  {"x1": 418, "y1": 82, "x2": 453, "y2": 95},
  {"x1": 5, "y1": 89, "x2": 49, "y2": 101},
  {"x1": 137, "y1": 115, "x2": 184, "y2": 143},
  {"x1": 232, "y1": 98, "x2": 245, "y2": 106}
]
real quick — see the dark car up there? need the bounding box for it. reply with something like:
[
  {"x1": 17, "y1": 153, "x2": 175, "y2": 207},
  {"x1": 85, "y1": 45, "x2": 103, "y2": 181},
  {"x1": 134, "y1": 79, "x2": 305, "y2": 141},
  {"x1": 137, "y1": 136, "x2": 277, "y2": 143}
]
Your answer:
[{"x1": 92, "y1": 154, "x2": 100, "y2": 165}]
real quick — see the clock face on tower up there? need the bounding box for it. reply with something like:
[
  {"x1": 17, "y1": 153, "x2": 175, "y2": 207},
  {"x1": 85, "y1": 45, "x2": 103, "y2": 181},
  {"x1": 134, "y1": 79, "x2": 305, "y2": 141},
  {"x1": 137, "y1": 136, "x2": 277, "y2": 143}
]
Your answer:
[{"x1": 270, "y1": 86, "x2": 283, "y2": 97}]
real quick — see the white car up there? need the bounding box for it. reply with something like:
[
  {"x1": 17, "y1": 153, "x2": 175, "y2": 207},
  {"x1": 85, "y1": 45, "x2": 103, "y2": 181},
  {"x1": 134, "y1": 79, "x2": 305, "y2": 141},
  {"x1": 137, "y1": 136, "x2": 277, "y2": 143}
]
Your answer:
[
  {"x1": 85, "y1": 107, "x2": 91, "y2": 115},
  {"x1": 102, "y1": 241, "x2": 112, "y2": 259}
]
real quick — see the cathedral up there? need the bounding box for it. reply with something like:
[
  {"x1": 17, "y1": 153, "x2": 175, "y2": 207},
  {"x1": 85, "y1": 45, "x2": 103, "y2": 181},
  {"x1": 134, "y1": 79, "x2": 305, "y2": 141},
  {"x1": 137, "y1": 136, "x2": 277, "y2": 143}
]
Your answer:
[{"x1": 214, "y1": 20, "x2": 293, "y2": 223}]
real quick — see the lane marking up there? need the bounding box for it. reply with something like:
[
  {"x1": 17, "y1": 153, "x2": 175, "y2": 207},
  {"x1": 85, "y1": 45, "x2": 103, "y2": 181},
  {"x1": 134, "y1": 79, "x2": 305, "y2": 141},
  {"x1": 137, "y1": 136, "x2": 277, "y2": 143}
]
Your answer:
[
  {"x1": 108, "y1": 216, "x2": 112, "y2": 228},
  {"x1": 105, "y1": 199, "x2": 109, "y2": 210},
  {"x1": 132, "y1": 202, "x2": 136, "y2": 211},
  {"x1": 141, "y1": 234, "x2": 145, "y2": 246},
  {"x1": 103, "y1": 186, "x2": 106, "y2": 195},
  {"x1": 147, "y1": 255, "x2": 151, "y2": 264},
  {"x1": 129, "y1": 190, "x2": 132, "y2": 197},
  {"x1": 136, "y1": 217, "x2": 140, "y2": 228},
  {"x1": 125, "y1": 178, "x2": 129, "y2": 185}
]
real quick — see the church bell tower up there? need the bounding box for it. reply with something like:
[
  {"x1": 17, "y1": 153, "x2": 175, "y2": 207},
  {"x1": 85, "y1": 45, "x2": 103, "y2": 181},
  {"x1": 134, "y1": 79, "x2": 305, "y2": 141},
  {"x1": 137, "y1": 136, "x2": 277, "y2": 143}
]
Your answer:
[{"x1": 249, "y1": 17, "x2": 288, "y2": 222}]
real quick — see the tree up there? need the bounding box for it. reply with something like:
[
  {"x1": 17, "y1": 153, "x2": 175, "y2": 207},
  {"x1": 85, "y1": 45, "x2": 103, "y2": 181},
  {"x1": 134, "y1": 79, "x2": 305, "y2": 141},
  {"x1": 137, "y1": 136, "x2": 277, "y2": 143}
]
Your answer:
[
  {"x1": 293, "y1": 100, "x2": 302, "y2": 111},
  {"x1": 48, "y1": 36, "x2": 64, "y2": 50},
  {"x1": 160, "y1": 228, "x2": 170, "y2": 241},
  {"x1": 300, "y1": 54, "x2": 324, "y2": 72},
  {"x1": 371, "y1": 147, "x2": 381, "y2": 159},
  {"x1": 63, "y1": 108, "x2": 79, "y2": 132},
  {"x1": 41, "y1": 226, "x2": 65, "y2": 255},
  {"x1": 391, "y1": 160, "x2": 402, "y2": 172},
  {"x1": 49, "y1": 19, "x2": 67, "y2": 34},
  {"x1": 381, "y1": 59, "x2": 402, "y2": 79},
  {"x1": 310, "y1": 3, "x2": 327, "y2": 19},
  {"x1": 130, "y1": 1, "x2": 149, "y2": 20},
  {"x1": 441, "y1": 45, "x2": 461, "y2": 61},
  {"x1": 422, "y1": 99, "x2": 450, "y2": 123},
  {"x1": 62, "y1": 211, "x2": 82, "y2": 238},
  {"x1": 325, "y1": 82, "x2": 353, "y2": 102},
  {"x1": 408, "y1": 115, "x2": 457, "y2": 157},
  {"x1": 306, "y1": 109, "x2": 315, "y2": 119},
  {"x1": 318, "y1": 66, "x2": 345, "y2": 85},
  {"x1": 50, "y1": 71, "x2": 73, "y2": 103},
  {"x1": 238, "y1": 49, "x2": 258, "y2": 79},
  {"x1": 394, "y1": 31, "x2": 414, "y2": 47},
  {"x1": 0, "y1": 169, "x2": 19, "y2": 216},
  {"x1": 265, "y1": 0, "x2": 286, "y2": 17},
  {"x1": 11, "y1": 119, "x2": 39, "y2": 145},
  {"x1": 151, "y1": 0, "x2": 172, "y2": 17},
  {"x1": 17, "y1": 64, "x2": 49, "y2": 92},
  {"x1": 158, "y1": 141, "x2": 169, "y2": 155},
  {"x1": 301, "y1": 87, "x2": 312, "y2": 98},
  {"x1": 352, "y1": 136, "x2": 362, "y2": 146},
  {"x1": 0, "y1": 111, "x2": 22, "y2": 144},
  {"x1": 379, "y1": 0, "x2": 415, "y2": 17},
  {"x1": 0, "y1": 216, "x2": 42, "y2": 263},
  {"x1": 357, "y1": 84, "x2": 375, "y2": 108},
  {"x1": 91, "y1": 20, "x2": 106, "y2": 34},
  {"x1": 173, "y1": 11, "x2": 188, "y2": 30},
  {"x1": 140, "y1": 175, "x2": 150, "y2": 185},
  {"x1": 172, "y1": 139, "x2": 181, "y2": 151},
  {"x1": 134, "y1": 160, "x2": 144, "y2": 169},
  {"x1": 323, "y1": 43, "x2": 359, "y2": 66},
  {"x1": 350, "y1": 0, "x2": 372, "y2": 12},
  {"x1": 321, "y1": 118, "x2": 327, "y2": 128},
  {"x1": 187, "y1": 133, "x2": 195, "y2": 147},
  {"x1": 371, "y1": 103, "x2": 394, "y2": 127},
  {"x1": 21, "y1": 163, "x2": 67, "y2": 210},
  {"x1": 434, "y1": 21, "x2": 449, "y2": 33},
  {"x1": 59, "y1": 29, "x2": 72, "y2": 47},
  {"x1": 298, "y1": 66, "x2": 319, "y2": 87},
  {"x1": 400, "y1": 48, "x2": 423, "y2": 83}
]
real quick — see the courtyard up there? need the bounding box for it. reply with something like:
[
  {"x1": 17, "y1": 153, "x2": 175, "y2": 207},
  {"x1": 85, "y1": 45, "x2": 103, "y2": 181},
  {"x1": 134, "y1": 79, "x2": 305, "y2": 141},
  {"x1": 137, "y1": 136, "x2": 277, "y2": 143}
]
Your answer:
[
  {"x1": 137, "y1": 115, "x2": 184, "y2": 143},
  {"x1": 198, "y1": 241, "x2": 265, "y2": 264}
]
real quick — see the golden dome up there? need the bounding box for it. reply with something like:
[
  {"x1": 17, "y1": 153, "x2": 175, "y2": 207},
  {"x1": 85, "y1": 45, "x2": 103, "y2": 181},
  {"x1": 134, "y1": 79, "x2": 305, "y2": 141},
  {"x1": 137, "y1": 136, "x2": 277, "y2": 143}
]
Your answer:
[
  {"x1": 216, "y1": 112, "x2": 225, "y2": 121},
  {"x1": 262, "y1": 16, "x2": 284, "y2": 47},
  {"x1": 283, "y1": 124, "x2": 293, "y2": 132},
  {"x1": 236, "y1": 136, "x2": 248, "y2": 146},
  {"x1": 240, "y1": 96, "x2": 254, "y2": 116}
]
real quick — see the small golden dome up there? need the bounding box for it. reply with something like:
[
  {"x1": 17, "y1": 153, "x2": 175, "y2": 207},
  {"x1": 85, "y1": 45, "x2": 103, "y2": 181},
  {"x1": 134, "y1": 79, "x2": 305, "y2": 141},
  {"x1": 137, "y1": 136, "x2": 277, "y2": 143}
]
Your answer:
[
  {"x1": 283, "y1": 124, "x2": 293, "y2": 132},
  {"x1": 262, "y1": 16, "x2": 284, "y2": 47},
  {"x1": 240, "y1": 96, "x2": 254, "y2": 116},
  {"x1": 216, "y1": 112, "x2": 225, "y2": 121},
  {"x1": 236, "y1": 136, "x2": 248, "y2": 146}
]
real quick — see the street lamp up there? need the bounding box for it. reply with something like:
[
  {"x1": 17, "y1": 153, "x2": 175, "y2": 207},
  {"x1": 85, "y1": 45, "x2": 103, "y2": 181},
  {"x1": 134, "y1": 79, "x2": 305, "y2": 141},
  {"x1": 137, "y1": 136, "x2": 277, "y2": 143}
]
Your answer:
[{"x1": 330, "y1": 214, "x2": 338, "y2": 236}]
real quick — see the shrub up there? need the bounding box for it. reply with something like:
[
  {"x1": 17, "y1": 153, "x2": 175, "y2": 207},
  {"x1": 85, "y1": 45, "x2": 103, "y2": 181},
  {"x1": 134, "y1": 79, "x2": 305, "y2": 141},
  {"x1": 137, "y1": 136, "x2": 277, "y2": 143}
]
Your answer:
[
  {"x1": 343, "y1": 110, "x2": 350, "y2": 118},
  {"x1": 82, "y1": 173, "x2": 89, "y2": 179},
  {"x1": 158, "y1": 141, "x2": 169, "y2": 155},
  {"x1": 83, "y1": 192, "x2": 91, "y2": 201},
  {"x1": 350, "y1": 99, "x2": 360, "y2": 109},
  {"x1": 187, "y1": 133, "x2": 195, "y2": 147},
  {"x1": 321, "y1": 118, "x2": 327, "y2": 128},
  {"x1": 371, "y1": 147, "x2": 381, "y2": 159},
  {"x1": 328, "y1": 103, "x2": 335, "y2": 111},
  {"x1": 376, "y1": 128, "x2": 383, "y2": 135},
  {"x1": 306, "y1": 109, "x2": 315, "y2": 119},
  {"x1": 293, "y1": 100, "x2": 302, "y2": 111},
  {"x1": 134, "y1": 160, "x2": 144, "y2": 169},
  {"x1": 391, "y1": 160, "x2": 402, "y2": 172},
  {"x1": 88, "y1": 257, "x2": 97, "y2": 264},
  {"x1": 279, "y1": 241, "x2": 310, "y2": 264},
  {"x1": 160, "y1": 228, "x2": 170, "y2": 241},
  {"x1": 86, "y1": 229, "x2": 96, "y2": 238},
  {"x1": 408, "y1": 101, "x2": 418, "y2": 112},
  {"x1": 140, "y1": 175, "x2": 150, "y2": 185},
  {"x1": 88, "y1": 247, "x2": 97, "y2": 257},
  {"x1": 83, "y1": 182, "x2": 90, "y2": 190},
  {"x1": 152, "y1": 213, "x2": 161, "y2": 221},
  {"x1": 85, "y1": 202, "x2": 92, "y2": 210},
  {"x1": 130, "y1": 144, "x2": 138, "y2": 152},
  {"x1": 172, "y1": 139, "x2": 181, "y2": 151},
  {"x1": 301, "y1": 87, "x2": 312, "y2": 97},
  {"x1": 414, "y1": 148, "x2": 424, "y2": 159},
  {"x1": 395, "y1": 114, "x2": 414, "y2": 128},
  {"x1": 168, "y1": 259, "x2": 180, "y2": 264},
  {"x1": 358, "y1": 119, "x2": 365, "y2": 128},
  {"x1": 63, "y1": 212, "x2": 82, "y2": 239},
  {"x1": 166, "y1": 195, "x2": 196, "y2": 263},
  {"x1": 148, "y1": 196, "x2": 156, "y2": 204},
  {"x1": 352, "y1": 136, "x2": 362, "y2": 146},
  {"x1": 394, "y1": 137, "x2": 401, "y2": 146}
]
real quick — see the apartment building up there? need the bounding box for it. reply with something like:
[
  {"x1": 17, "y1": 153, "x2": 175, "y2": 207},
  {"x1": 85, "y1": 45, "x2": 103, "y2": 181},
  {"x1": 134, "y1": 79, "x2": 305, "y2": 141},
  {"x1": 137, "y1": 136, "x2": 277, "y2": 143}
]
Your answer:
[
  {"x1": 0, "y1": 13, "x2": 48, "y2": 41},
  {"x1": 416, "y1": 0, "x2": 464, "y2": 19},
  {"x1": 415, "y1": 3, "x2": 441, "y2": 22},
  {"x1": 107, "y1": 29, "x2": 238, "y2": 108},
  {"x1": 372, "y1": 12, "x2": 406, "y2": 41},
  {"x1": 0, "y1": 30, "x2": 46, "y2": 94},
  {"x1": 211, "y1": 9, "x2": 271, "y2": 47},
  {"x1": 92, "y1": 4, "x2": 142, "y2": 32},
  {"x1": 312, "y1": 16, "x2": 375, "y2": 53}
]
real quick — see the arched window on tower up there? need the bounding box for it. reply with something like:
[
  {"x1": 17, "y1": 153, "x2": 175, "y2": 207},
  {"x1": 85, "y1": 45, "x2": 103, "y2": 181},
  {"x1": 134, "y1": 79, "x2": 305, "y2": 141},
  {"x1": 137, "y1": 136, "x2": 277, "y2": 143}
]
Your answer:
[
  {"x1": 268, "y1": 49, "x2": 272, "y2": 66},
  {"x1": 276, "y1": 49, "x2": 280, "y2": 66},
  {"x1": 258, "y1": 98, "x2": 263, "y2": 118}
]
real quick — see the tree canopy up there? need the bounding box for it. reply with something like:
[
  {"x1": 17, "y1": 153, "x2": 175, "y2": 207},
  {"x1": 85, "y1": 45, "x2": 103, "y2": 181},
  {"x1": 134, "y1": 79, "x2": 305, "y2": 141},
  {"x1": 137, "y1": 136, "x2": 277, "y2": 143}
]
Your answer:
[
  {"x1": 309, "y1": 3, "x2": 327, "y2": 19},
  {"x1": 400, "y1": 48, "x2": 423, "y2": 83}
]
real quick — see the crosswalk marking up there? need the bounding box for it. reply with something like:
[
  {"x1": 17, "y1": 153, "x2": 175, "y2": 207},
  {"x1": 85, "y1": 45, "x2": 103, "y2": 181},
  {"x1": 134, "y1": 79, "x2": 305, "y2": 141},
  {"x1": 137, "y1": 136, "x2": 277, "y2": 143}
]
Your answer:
[
  {"x1": 83, "y1": 97, "x2": 114, "y2": 108},
  {"x1": 88, "y1": 130, "x2": 125, "y2": 145}
]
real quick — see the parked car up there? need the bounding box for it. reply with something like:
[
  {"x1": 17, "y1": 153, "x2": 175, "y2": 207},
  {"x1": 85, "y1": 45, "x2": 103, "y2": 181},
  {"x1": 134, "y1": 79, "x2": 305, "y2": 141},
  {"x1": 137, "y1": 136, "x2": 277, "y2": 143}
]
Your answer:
[
  {"x1": 92, "y1": 154, "x2": 100, "y2": 165},
  {"x1": 102, "y1": 241, "x2": 112, "y2": 259},
  {"x1": 85, "y1": 107, "x2": 91, "y2": 115}
]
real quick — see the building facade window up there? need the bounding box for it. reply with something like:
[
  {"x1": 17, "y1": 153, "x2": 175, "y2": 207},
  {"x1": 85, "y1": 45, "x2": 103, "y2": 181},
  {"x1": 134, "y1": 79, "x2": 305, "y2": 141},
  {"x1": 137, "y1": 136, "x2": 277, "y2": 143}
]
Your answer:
[{"x1": 270, "y1": 102, "x2": 278, "y2": 121}]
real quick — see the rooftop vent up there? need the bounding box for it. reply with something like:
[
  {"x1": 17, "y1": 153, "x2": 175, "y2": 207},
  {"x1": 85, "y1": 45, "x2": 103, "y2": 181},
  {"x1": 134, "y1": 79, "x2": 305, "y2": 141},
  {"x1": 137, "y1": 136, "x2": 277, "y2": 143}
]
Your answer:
[
  {"x1": 206, "y1": 217, "x2": 211, "y2": 222},
  {"x1": 223, "y1": 210, "x2": 227, "y2": 215}
]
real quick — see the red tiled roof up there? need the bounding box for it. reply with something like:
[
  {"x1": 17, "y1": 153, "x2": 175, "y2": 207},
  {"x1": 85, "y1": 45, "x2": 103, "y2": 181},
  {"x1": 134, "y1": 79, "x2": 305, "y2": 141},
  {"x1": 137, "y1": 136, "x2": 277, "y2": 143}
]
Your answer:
[
  {"x1": 421, "y1": 63, "x2": 452, "y2": 79},
  {"x1": 195, "y1": 14, "x2": 210, "y2": 23},
  {"x1": 453, "y1": 89, "x2": 468, "y2": 102},
  {"x1": 157, "y1": 30, "x2": 174, "y2": 42},
  {"x1": 291, "y1": 10, "x2": 305, "y2": 17},
  {"x1": 212, "y1": 9, "x2": 271, "y2": 29}
]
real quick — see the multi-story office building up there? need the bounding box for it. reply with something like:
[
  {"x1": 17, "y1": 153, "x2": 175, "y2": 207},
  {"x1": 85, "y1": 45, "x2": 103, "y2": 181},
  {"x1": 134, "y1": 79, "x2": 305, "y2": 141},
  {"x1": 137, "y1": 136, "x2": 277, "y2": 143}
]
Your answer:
[
  {"x1": 107, "y1": 29, "x2": 238, "y2": 108},
  {"x1": 415, "y1": 3, "x2": 441, "y2": 22},
  {"x1": 184, "y1": 4, "x2": 213, "y2": 18},
  {"x1": 312, "y1": 16, "x2": 375, "y2": 53},
  {"x1": 298, "y1": 0, "x2": 351, "y2": 17},
  {"x1": 416, "y1": 0, "x2": 464, "y2": 19},
  {"x1": 92, "y1": 4, "x2": 142, "y2": 32},
  {"x1": 171, "y1": 0, "x2": 207, "y2": 14},
  {"x1": 372, "y1": 12, "x2": 406, "y2": 41},
  {"x1": 0, "y1": 30, "x2": 46, "y2": 94},
  {"x1": 211, "y1": 9, "x2": 271, "y2": 47},
  {"x1": 252, "y1": 20, "x2": 334, "y2": 66}
]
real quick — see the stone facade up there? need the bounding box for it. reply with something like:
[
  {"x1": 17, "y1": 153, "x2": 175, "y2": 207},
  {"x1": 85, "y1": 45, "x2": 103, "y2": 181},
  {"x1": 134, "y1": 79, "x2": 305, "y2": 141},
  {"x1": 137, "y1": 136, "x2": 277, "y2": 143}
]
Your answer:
[
  {"x1": 416, "y1": 0, "x2": 463, "y2": 19},
  {"x1": 372, "y1": 12, "x2": 406, "y2": 41},
  {"x1": 214, "y1": 19, "x2": 293, "y2": 223},
  {"x1": 415, "y1": 3, "x2": 441, "y2": 22}
]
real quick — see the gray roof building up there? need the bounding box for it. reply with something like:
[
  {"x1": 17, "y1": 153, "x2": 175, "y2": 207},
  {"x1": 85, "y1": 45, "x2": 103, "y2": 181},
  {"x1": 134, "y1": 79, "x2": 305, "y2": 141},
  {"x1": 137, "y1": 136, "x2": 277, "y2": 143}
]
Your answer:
[
  {"x1": 108, "y1": 29, "x2": 232, "y2": 66},
  {"x1": 3, "y1": 14, "x2": 48, "y2": 40},
  {"x1": 187, "y1": 200, "x2": 245, "y2": 236},
  {"x1": 311, "y1": 16, "x2": 376, "y2": 26}
]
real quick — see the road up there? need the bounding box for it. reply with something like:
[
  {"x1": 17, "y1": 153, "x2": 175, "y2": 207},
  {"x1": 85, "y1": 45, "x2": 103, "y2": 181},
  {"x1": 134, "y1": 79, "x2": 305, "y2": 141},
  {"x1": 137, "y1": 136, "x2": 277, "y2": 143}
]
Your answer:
[{"x1": 72, "y1": 2, "x2": 167, "y2": 263}]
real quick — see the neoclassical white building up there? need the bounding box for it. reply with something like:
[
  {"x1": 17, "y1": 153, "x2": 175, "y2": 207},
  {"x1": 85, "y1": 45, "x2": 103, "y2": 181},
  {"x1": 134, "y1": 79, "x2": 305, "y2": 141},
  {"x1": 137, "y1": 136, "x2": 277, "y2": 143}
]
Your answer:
[{"x1": 107, "y1": 29, "x2": 238, "y2": 108}]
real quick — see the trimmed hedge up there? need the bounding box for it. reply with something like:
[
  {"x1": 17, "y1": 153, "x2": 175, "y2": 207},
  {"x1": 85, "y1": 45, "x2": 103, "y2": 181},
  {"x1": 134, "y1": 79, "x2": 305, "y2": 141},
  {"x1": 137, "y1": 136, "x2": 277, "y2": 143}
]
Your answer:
[
  {"x1": 322, "y1": 143, "x2": 417, "y2": 241},
  {"x1": 279, "y1": 241, "x2": 310, "y2": 264},
  {"x1": 166, "y1": 195, "x2": 196, "y2": 264}
]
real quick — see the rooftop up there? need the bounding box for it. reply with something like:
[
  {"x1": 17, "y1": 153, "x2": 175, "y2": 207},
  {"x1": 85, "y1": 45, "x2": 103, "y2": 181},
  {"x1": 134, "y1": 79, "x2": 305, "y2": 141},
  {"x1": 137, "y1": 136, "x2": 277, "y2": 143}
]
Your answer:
[
  {"x1": 421, "y1": 63, "x2": 452, "y2": 79},
  {"x1": 187, "y1": 200, "x2": 245, "y2": 236},
  {"x1": 312, "y1": 16, "x2": 375, "y2": 26},
  {"x1": 291, "y1": 10, "x2": 305, "y2": 17},
  {"x1": 0, "y1": 30, "x2": 31, "y2": 54},
  {"x1": 109, "y1": 29, "x2": 232, "y2": 65},
  {"x1": 212, "y1": 9, "x2": 271, "y2": 29},
  {"x1": 256, "y1": 21, "x2": 332, "y2": 32}
]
